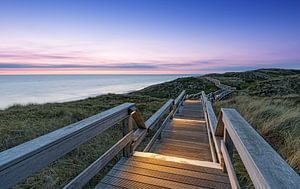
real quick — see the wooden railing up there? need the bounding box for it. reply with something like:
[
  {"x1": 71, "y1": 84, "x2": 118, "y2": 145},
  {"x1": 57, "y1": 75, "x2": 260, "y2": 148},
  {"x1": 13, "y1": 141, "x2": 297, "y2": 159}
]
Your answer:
[
  {"x1": 0, "y1": 91, "x2": 186, "y2": 189},
  {"x1": 201, "y1": 91, "x2": 300, "y2": 189},
  {"x1": 144, "y1": 90, "x2": 186, "y2": 152}
]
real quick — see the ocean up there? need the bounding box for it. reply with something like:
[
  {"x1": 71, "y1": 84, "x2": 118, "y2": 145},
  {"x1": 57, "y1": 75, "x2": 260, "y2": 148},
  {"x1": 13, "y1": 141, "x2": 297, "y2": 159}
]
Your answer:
[{"x1": 0, "y1": 74, "x2": 196, "y2": 109}]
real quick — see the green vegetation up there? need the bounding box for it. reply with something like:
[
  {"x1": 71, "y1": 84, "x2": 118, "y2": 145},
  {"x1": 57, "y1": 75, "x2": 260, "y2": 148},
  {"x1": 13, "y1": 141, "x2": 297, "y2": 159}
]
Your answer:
[
  {"x1": 211, "y1": 68, "x2": 300, "y2": 187},
  {"x1": 214, "y1": 95, "x2": 300, "y2": 187},
  {"x1": 207, "y1": 68, "x2": 300, "y2": 91},
  {"x1": 132, "y1": 76, "x2": 218, "y2": 98},
  {"x1": 0, "y1": 94, "x2": 167, "y2": 188},
  {"x1": 1, "y1": 69, "x2": 299, "y2": 188},
  {"x1": 0, "y1": 75, "x2": 216, "y2": 188}
]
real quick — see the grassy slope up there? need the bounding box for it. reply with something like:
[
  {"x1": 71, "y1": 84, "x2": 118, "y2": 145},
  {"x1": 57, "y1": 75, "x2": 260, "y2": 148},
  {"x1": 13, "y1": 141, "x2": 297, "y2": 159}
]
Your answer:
[
  {"x1": 214, "y1": 96, "x2": 300, "y2": 187},
  {"x1": 1, "y1": 69, "x2": 299, "y2": 188},
  {"x1": 0, "y1": 76, "x2": 215, "y2": 188},
  {"x1": 211, "y1": 69, "x2": 300, "y2": 187},
  {"x1": 132, "y1": 76, "x2": 218, "y2": 98},
  {"x1": 1, "y1": 94, "x2": 167, "y2": 188},
  {"x1": 207, "y1": 68, "x2": 300, "y2": 92}
]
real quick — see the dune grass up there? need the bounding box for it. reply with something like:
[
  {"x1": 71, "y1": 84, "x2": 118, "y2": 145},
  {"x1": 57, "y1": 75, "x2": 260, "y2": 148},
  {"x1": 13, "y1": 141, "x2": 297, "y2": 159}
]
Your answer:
[
  {"x1": 1, "y1": 75, "x2": 218, "y2": 188},
  {"x1": 0, "y1": 94, "x2": 167, "y2": 188},
  {"x1": 1, "y1": 70, "x2": 299, "y2": 188},
  {"x1": 213, "y1": 95, "x2": 300, "y2": 187},
  {"x1": 133, "y1": 76, "x2": 218, "y2": 98}
]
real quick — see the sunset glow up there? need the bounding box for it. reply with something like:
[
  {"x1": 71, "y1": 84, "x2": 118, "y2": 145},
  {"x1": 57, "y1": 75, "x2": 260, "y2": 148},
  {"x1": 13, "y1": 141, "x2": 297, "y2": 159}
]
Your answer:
[{"x1": 0, "y1": 0, "x2": 299, "y2": 74}]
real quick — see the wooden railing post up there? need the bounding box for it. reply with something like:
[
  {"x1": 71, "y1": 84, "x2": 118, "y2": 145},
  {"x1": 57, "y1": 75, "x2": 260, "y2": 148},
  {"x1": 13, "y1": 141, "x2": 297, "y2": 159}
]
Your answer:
[
  {"x1": 170, "y1": 100, "x2": 175, "y2": 119},
  {"x1": 222, "y1": 128, "x2": 234, "y2": 172},
  {"x1": 122, "y1": 112, "x2": 133, "y2": 157},
  {"x1": 224, "y1": 129, "x2": 234, "y2": 161}
]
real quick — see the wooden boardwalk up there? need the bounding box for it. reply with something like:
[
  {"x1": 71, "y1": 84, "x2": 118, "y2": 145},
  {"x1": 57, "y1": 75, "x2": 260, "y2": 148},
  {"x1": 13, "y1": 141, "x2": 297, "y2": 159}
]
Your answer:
[
  {"x1": 96, "y1": 99, "x2": 230, "y2": 188},
  {"x1": 2, "y1": 89, "x2": 298, "y2": 189},
  {"x1": 152, "y1": 100, "x2": 212, "y2": 161}
]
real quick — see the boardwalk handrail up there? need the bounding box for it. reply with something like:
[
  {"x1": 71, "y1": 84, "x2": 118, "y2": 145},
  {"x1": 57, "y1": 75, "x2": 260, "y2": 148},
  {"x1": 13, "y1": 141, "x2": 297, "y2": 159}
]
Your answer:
[
  {"x1": 143, "y1": 91, "x2": 186, "y2": 152},
  {"x1": 201, "y1": 91, "x2": 300, "y2": 189},
  {"x1": 174, "y1": 90, "x2": 186, "y2": 106},
  {"x1": 0, "y1": 91, "x2": 186, "y2": 188},
  {"x1": 217, "y1": 108, "x2": 300, "y2": 189},
  {"x1": 0, "y1": 103, "x2": 137, "y2": 188},
  {"x1": 132, "y1": 90, "x2": 186, "y2": 151}
]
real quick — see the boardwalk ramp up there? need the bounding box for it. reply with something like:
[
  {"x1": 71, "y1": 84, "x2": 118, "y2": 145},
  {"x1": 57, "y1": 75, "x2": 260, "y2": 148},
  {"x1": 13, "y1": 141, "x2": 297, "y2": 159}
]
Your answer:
[
  {"x1": 97, "y1": 99, "x2": 227, "y2": 188},
  {"x1": 1, "y1": 90, "x2": 299, "y2": 189}
]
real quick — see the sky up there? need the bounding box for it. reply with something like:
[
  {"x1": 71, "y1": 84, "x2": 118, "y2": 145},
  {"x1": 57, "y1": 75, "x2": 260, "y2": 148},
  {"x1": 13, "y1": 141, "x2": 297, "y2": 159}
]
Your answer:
[{"x1": 0, "y1": 0, "x2": 299, "y2": 74}]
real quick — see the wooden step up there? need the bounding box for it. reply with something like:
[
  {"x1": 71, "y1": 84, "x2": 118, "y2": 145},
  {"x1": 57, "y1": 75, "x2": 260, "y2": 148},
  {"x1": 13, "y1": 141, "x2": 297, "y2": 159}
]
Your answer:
[{"x1": 96, "y1": 156, "x2": 231, "y2": 189}]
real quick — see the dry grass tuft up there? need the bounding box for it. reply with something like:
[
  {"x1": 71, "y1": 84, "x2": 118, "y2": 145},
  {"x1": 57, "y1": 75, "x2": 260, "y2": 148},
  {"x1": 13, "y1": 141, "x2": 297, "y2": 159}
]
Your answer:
[{"x1": 214, "y1": 95, "x2": 300, "y2": 187}]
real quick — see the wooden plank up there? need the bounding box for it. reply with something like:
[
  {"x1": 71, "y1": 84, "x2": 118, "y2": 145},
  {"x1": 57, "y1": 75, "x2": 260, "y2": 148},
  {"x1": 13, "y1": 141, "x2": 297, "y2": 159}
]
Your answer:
[
  {"x1": 145, "y1": 99, "x2": 174, "y2": 130},
  {"x1": 131, "y1": 155, "x2": 227, "y2": 176},
  {"x1": 132, "y1": 99, "x2": 175, "y2": 151},
  {"x1": 159, "y1": 138, "x2": 210, "y2": 150},
  {"x1": 221, "y1": 108, "x2": 300, "y2": 189},
  {"x1": 164, "y1": 123, "x2": 206, "y2": 132},
  {"x1": 202, "y1": 92, "x2": 222, "y2": 163},
  {"x1": 162, "y1": 129, "x2": 208, "y2": 138},
  {"x1": 162, "y1": 130, "x2": 209, "y2": 143},
  {"x1": 155, "y1": 148, "x2": 212, "y2": 161},
  {"x1": 122, "y1": 116, "x2": 133, "y2": 157},
  {"x1": 0, "y1": 103, "x2": 134, "y2": 189},
  {"x1": 94, "y1": 182, "x2": 123, "y2": 189},
  {"x1": 205, "y1": 101, "x2": 217, "y2": 132},
  {"x1": 132, "y1": 128, "x2": 147, "y2": 151},
  {"x1": 143, "y1": 110, "x2": 173, "y2": 152},
  {"x1": 201, "y1": 95, "x2": 217, "y2": 163},
  {"x1": 221, "y1": 140, "x2": 240, "y2": 189},
  {"x1": 134, "y1": 152, "x2": 219, "y2": 170},
  {"x1": 100, "y1": 175, "x2": 166, "y2": 189},
  {"x1": 154, "y1": 142, "x2": 210, "y2": 155},
  {"x1": 130, "y1": 108, "x2": 147, "y2": 129},
  {"x1": 119, "y1": 158, "x2": 229, "y2": 183},
  {"x1": 113, "y1": 163, "x2": 231, "y2": 189},
  {"x1": 64, "y1": 131, "x2": 133, "y2": 189},
  {"x1": 174, "y1": 90, "x2": 186, "y2": 107},
  {"x1": 106, "y1": 169, "x2": 206, "y2": 189}
]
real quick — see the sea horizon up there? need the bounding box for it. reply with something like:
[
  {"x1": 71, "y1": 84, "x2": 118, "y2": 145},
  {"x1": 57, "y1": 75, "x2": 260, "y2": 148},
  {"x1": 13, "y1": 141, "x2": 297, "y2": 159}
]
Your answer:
[{"x1": 0, "y1": 74, "x2": 198, "y2": 109}]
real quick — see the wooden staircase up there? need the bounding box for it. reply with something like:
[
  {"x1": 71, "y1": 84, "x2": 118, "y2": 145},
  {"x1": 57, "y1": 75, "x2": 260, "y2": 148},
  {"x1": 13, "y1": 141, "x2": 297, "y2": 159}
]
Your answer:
[
  {"x1": 96, "y1": 154, "x2": 231, "y2": 189},
  {"x1": 1, "y1": 90, "x2": 299, "y2": 189},
  {"x1": 152, "y1": 100, "x2": 212, "y2": 161},
  {"x1": 96, "y1": 99, "x2": 226, "y2": 188}
]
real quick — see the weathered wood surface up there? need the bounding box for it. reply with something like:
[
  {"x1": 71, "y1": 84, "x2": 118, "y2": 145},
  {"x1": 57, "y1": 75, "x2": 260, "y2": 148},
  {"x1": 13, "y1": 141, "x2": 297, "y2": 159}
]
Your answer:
[
  {"x1": 64, "y1": 131, "x2": 133, "y2": 189},
  {"x1": 220, "y1": 108, "x2": 300, "y2": 189},
  {"x1": 151, "y1": 100, "x2": 213, "y2": 162},
  {"x1": 131, "y1": 99, "x2": 174, "y2": 151},
  {"x1": 221, "y1": 140, "x2": 240, "y2": 189},
  {"x1": 145, "y1": 99, "x2": 174, "y2": 129},
  {"x1": 143, "y1": 107, "x2": 174, "y2": 152},
  {"x1": 201, "y1": 94, "x2": 217, "y2": 162},
  {"x1": 130, "y1": 108, "x2": 147, "y2": 129},
  {"x1": 0, "y1": 102, "x2": 134, "y2": 189},
  {"x1": 174, "y1": 90, "x2": 186, "y2": 106},
  {"x1": 4, "y1": 89, "x2": 298, "y2": 189},
  {"x1": 96, "y1": 155, "x2": 231, "y2": 189},
  {"x1": 202, "y1": 91, "x2": 223, "y2": 163}
]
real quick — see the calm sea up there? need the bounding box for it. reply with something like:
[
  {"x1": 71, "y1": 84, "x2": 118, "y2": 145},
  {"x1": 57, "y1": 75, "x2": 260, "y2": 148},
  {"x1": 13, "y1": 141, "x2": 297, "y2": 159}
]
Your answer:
[{"x1": 0, "y1": 74, "x2": 196, "y2": 109}]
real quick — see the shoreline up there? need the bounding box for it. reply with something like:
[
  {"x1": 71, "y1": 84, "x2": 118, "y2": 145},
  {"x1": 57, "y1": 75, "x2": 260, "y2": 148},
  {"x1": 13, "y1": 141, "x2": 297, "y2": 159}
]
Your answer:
[{"x1": 1, "y1": 74, "x2": 197, "y2": 110}]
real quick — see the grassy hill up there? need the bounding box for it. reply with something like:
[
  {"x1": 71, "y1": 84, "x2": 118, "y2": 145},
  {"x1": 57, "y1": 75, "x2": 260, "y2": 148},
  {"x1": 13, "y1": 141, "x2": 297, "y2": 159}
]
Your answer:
[
  {"x1": 132, "y1": 76, "x2": 218, "y2": 98},
  {"x1": 0, "y1": 94, "x2": 168, "y2": 188},
  {"x1": 206, "y1": 68, "x2": 300, "y2": 92},
  {"x1": 0, "y1": 75, "x2": 217, "y2": 188},
  {"x1": 210, "y1": 68, "x2": 300, "y2": 187},
  {"x1": 0, "y1": 68, "x2": 298, "y2": 188}
]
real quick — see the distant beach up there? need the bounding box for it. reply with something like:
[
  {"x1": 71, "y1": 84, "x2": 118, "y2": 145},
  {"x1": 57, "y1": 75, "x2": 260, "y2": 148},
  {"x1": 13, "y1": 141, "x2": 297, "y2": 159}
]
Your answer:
[{"x1": 0, "y1": 74, "x2": 197, "y2": 109}]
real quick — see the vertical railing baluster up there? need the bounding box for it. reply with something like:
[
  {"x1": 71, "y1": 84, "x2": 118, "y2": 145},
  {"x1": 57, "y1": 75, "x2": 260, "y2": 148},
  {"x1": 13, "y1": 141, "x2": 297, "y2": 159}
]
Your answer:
[
  {"x1": 122, "y1": 112, "x2": 133, "y2": 157},
  {"x1": 222, "y1": 127, "x2": 234, "y2": 172}
]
